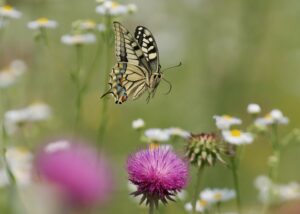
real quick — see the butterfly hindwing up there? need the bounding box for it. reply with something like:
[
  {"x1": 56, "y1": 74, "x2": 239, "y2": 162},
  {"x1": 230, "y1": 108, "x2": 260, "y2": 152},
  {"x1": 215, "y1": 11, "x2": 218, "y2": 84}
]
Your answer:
[{"x1": 134, "y1": 26, "x2": 160, "y2": 72}]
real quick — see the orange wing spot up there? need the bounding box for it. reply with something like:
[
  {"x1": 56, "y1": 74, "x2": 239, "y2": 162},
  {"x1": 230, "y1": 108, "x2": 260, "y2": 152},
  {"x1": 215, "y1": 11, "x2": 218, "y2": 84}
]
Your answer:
[{"x1": 121, "y1": 95, "x2": 128, "y2": 102}]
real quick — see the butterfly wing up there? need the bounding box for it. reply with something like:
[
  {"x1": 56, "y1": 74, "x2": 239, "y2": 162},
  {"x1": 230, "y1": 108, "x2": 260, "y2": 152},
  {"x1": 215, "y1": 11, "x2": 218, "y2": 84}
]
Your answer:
[{"x1": 134, "y1": 25, "x2": 160, "y2": 73}]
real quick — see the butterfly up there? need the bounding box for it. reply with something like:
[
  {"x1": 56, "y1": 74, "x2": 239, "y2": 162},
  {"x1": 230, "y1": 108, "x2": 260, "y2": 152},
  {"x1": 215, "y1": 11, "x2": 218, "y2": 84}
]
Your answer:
[{"x1": 101, "y1": 22, "x2": 167, "y2": 104}]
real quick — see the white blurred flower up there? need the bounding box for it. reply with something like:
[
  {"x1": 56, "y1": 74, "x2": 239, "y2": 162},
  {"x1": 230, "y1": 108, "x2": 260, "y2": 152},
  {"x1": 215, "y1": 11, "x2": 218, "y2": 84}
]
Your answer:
[
  {"x1": 213, "y1": 115, "x2": 242, "y2": 130},
  {"x1": 97, "y1": 23, "x2": 106, "y2": 32},
  {"x1": 0, "y1": 5, "x2": 22, "y2": 19},
  {"x1": 4, "y1": 102, "x2": 51, "y2": 134},
  {"x1": 61, "y1": 33, "x2": 96, "y2": 45},
  {"x1": 79, "y1": 20, "x2": 96, "y2": 30},
  {"x1": 255, "y1": 175, "x2": 300, "y2": 204},
  {"x1": 200, "y1": 188, "x2": 236, "y2": 203},
  {"x1": 27, "y1": 18, "x2": 57, "y2": 30},
  {"x1": 144, "y1": 128, "x2": 170, "y2": 142},
  {"x1": 96, "y1": 1, "x2": 137, "y2": 16},
  {"x1": 255, "y1": 109, "x2": 289, "y2": 127},
  {"x1": 132, "y1": 118, "x2": 145, "y2": 130},
  {"x1": 0, "y1": 147, "x2": 33, "y2": 187},
  {"x1": 247, "y1": 103, "x2": 261, "y2": 114},
  {"x1": 176, "y1": 190, "x2": 187, "y2": 201},
  {"x1": 165, "y1": 127, "x2": 191, "y2": 139},
  {"x1": 0, "y1": 60, "x2": 27, "y2": 89},
  {"x1": 185, "y1": 200, "x2": 209, "y2": 213},
  {"x1": 222, "y1": 129, "x2": 253, "y2": 145},
  {"x1": 44, "y1": 140, "x2": 71, "y2": 153}
]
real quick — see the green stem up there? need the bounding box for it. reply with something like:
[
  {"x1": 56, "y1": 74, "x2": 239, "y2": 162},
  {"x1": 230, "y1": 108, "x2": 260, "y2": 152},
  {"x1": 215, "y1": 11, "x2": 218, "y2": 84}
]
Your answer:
[
  {"x1": 216, "y1": 202, "x2": 221, "y2": 214},
  {"x1": 97, "y1": 15, "x2": 112, "y2": 147},
  {"x1": 74, "y1": 45, "x2": 83, "y2": 130},
  {"x1": 149, "y1": 201, "x2": 155, "y2": 214},
  {"x1": 270, "y1": 124, "x2": 280, "y2": 183},
  {"x1": 231, "y1": 157, "x2": 242, "y2": 214},
  {"x1": 40, "y1": 28, "x2": 49, "y2": 47},
  {"x1": 192, "y1": 165, "x2": 205, "y2": 213}
]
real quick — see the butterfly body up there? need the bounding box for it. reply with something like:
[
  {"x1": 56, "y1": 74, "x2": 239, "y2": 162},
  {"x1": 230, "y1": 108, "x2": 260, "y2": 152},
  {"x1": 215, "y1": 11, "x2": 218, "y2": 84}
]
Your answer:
[{"x1": 102, "y1": 22, "x2": 162, "y2": 104}]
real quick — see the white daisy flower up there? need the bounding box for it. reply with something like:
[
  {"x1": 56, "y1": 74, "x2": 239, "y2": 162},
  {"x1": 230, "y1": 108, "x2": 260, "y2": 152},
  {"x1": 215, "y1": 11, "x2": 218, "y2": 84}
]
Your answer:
[
  {"x1": 0, "y1": 60, "x2": 27, "y2": 89},
  {"x1": 184, "y1": 200, "x2": 210, "y2": 213},
  {"x1": 97, "y1": 23, "x2": 106, "y2": 32},
  {"x1": 61, "y1": 33, "x2": 96, "y2": 45},
  {"x1": 200, "y1": 188, "x2": 236, "y2": 203},
  {"x1": 4, "y1": 102, "x2": 51, "y2": 134},
  {"x1": 164, "y1": 127, "x2": 191, "y2": 139},
  {"x1": 144, "y1": 128, "x2": 170, "y2": 142},
  {"x1": 127, "y1": 3, "x2": 138, "y2": 13},
  {"x1": 247, "y1": 103, "x2": 261, "y2": 114},
  {"x1": 0, "y1": 5, "x2": 22, "y2": 19},
  {"x1": 132, "y1": 118, "x2": 145, "y2": 130},
  {"x1": 96, "y1": 1, "x2": 136, "y2": 16},
  {"x1": 213, "y1": 115, "x2": 242, "y2": 130},
  {"x1": 79, "y1": 20, "x2": 97, "y2": 30},
  {"x1": 222, "y1": 129, "x2": 253, "y2": 145},
  {"x1": 0, "y1": 147, "x2": 33, "y2": 187},
  {"x1": 255, "y1": 109, "x2": 289, "y2": 127},
  {"x1": 27, "y1": 18, "x2": 57, "y2": 29},
  {"x1": 44, "y1": 140, "x2": 70, "y2": 153}
]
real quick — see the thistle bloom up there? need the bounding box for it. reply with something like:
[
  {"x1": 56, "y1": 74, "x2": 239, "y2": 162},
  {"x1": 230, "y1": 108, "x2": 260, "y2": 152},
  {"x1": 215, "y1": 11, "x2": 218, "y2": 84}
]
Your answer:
[
  {"x1": 27, "y1": 18, "x2": 57, "y2": 29},
  {"x1": 0, "y1": 5, "x2": 22, "y2": 19},
  {"x1": 96, "y1": 1, "x2": 137, "y2": 16},
  {"x1": 0, "y1": 147, "x2": 33, "y2": 187},
  {"x1": 186, "y1": 133, "x2": 226, "y2": 167},
  {"x1": 213, "y1": 115, "x2": 242, "y2": 130},
  {"x1": 132, "y1": 118, "x2": 145, "y2": 130},
  {"x1": 61, "y1": 33, "x2": 96, "y2": 45},
  {"x1": 255, "y1": 109, "x2": 289, "y2": 127},
  {"x1": 127, "y1": 146, "x2": 188, "y2": 206},
  {"x1": 200, "y1": 188, "x2": 236, "y2": 203},
  {"x1": 222, "y1": 129, "x2": 253, "y2": 145},
  {"x1": 247, "y1": 103, "x2": 261, "y2": 114},
  {"x1": 36, "y1": 139, "x2": 113, "y2": 205}
]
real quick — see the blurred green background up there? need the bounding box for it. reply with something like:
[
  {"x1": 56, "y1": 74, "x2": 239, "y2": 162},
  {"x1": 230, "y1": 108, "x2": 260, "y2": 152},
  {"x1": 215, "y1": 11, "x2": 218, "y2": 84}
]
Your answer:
[{"x1": 1, "y1": 0, "x2": 300, "y2": 213}]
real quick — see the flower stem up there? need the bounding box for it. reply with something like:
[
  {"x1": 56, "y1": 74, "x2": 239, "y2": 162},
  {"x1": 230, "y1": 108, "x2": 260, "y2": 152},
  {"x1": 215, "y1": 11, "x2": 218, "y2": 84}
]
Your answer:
[
  {"x1": 149, "y1": 201, "x2": 155, "y2": 214},
  {"x1": 74, "y1": 44, "x2": 83, "y2": 130},
  {"x1": 230, "y1": 157, "x2": 242, "y2": 214},
  {"x1": 270, "y1": 124, "x2": 280, "y2": 182},
  {"x1": 192, "y1": 165, "x2": 205, "y2": 213},
  {"x1": 97, "y1": 15, "x2": 112, "y2": 147}
]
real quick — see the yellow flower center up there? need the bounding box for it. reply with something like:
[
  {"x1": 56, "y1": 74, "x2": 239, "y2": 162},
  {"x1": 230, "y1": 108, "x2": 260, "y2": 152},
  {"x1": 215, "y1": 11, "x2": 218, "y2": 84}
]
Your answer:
[
  {"x1": 111, "y1": 1, "x2": 119, "y2": 8},
  {"x1": 3, "y1": 5, "x2": 13, "y2": 11},
  {"x1": 230, "y1": 129, "x2": 241, "y2": 137},
  {"x1": 149, "y1": 143, "x2": 159, "y2": 150},
  {"x1": 264, "y1": 113, "x2": 272, "y2": 119},
  {"x1": 37, "y1": 18, "x2": 49, "y2": 24},
  {"x1": 85, "y1": 20, "x2": 96, "y2": 28},
  {"x1": 198, "y1": 199, "x2": 208, "y2": 207},
  {"x1": 214, "y1": 193, "x2": 222, "y2": 200},
  {"x1": 223, "y1": 115, "x2": 232, "y2": 120}
]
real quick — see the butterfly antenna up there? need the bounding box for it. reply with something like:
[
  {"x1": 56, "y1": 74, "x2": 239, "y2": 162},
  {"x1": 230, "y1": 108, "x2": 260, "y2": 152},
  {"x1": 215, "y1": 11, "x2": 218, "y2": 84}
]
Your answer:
[
  {"x1": 162, "y1": 78, "x2": 172, "y2": 95},
  {"x1": 162, "y1": 62, "x2": 182, "y2": 73},
  {"x1": 100, "y1": 90, "x2": 112, "y2": 99}
]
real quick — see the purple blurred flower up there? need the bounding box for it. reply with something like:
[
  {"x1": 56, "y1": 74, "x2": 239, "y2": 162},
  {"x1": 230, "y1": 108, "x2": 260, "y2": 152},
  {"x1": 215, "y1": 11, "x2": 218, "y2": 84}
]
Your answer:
[
  {"x1": 35, "y1": 139, "x2": 113, "y2": 206},
  {"x1": 127, "y1": 146, "x2": 188, "y2": 207}
]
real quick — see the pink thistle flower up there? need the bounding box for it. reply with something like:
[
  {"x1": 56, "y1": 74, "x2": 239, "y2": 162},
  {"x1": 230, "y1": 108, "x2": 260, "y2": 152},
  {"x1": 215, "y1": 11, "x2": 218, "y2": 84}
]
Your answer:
[
  {"x1": 127, "y1": 146, "x2": 188, "y2": 208},
  {"x1": 35, "y1": 139, "x2": 113, "y2": 206}
]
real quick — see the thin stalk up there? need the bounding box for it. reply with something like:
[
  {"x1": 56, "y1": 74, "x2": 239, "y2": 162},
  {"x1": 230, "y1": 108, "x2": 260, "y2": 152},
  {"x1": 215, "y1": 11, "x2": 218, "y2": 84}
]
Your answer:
[
  {"x1": 149, "y1": 201, "x2": 155, "y2": 214},
  {"x1": 216, "y1": 202, "x2": 221, "y2": 214},
  {"x1": 231, "y1": 157, "x2": 241, "y2": 214},
  {"x1": 192, "y1": 165, "x2": 205, "y2": 213},
  {"x1": 74, "y1": 45, "x2": 83, "y2": 130},
  {"x1": 97, "y1": 15, "x2": 112, "y2": 147},
  {"x1": 270, "y1": 124, "x2": 280, "y2": 182},
  {"x1": 40, "y1": 28, "x2": 49, "y2": 47}
]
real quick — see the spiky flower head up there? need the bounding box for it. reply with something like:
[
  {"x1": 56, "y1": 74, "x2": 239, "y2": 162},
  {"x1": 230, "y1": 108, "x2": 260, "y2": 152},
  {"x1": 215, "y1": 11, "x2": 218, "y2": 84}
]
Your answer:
[
  {"x1": 127, "y1": 146, "x2": 188, "y2": 208},
  {"x1": 185, "y1": 133, "x2": 226, "y2": 167}
]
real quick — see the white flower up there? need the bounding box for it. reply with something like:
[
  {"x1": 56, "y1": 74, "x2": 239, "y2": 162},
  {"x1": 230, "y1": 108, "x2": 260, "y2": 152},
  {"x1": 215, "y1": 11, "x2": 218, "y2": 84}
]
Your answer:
[
  {"x1": 0, "y1": 147, "x2": 33, "y2": 187},
  {"x1": 44, "y1": 140, "x2": 71, "y2": 153},
  {"x1": 79, "y1": 20, "x2": 97, "y2": 30},
  {"x1": 184, "y1": 200, "x2": 209, "y2": 213},
  {"x1": 132, "y1": 118, "x2": 145, "y2": 130},
  {"x1": 0, "y1": 5, "x2": 22, "y2": 19},
  {"x1": 96, "y1": 1, "x2": 136, "y2": 16},
  {"x1": 27, "y1": 18, "x2": 57, "y2": 29},
  {"x1": 255, "y1": 109, "x2": 289, "y2": 127},
  {"x1": 97, "y1": 23, "x2": 106, "y2": 32},
  {"x1": 164, "y1": 127, "x2": 191, "y2": 139},
  {"x1": 4, "y1": 102, "x2": 51, "y2": 134},
  {"x1": 200, "y1": 188, "x2": 236, "y2": 203},
  {"x1": 176, "y1": 190, "x2": 187, "y2": 201},
  {"x1": 222, "y1": 129, "x2": 253, "y2": 145},
  {"x1": 144, "y1": 128, "x2": 170, "y2": 142},
  {"x1": 247, "y1": 103, "x2": 261, "y2": 114},
  {"x1": 213, "y1": 115, "x2": 242, "y2": 130},
  {"x1": 0, "y1": 60, "x2": 27, "y2": 89},
  {"x1": 61, "y1": 33, "x2": 96, "y2": 45}
]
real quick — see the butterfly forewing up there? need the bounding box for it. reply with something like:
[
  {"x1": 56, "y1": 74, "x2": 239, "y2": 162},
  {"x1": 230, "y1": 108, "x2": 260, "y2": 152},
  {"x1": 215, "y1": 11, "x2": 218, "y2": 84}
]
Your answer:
[{"x1": 134, "y1": 26, "x2": 160, "y2": 72}]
